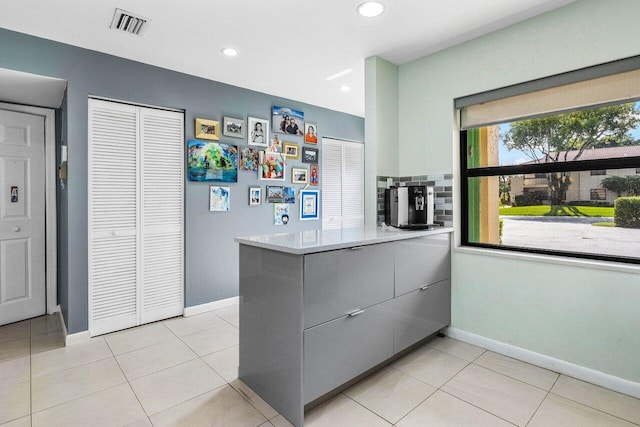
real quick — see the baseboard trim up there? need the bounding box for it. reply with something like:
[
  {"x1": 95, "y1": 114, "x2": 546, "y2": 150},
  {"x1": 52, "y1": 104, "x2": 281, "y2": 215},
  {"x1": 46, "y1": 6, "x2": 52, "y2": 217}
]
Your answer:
[
  {"x1": 446, "y1": 327, "x2": 640, "y2": 399},
  {"x1": 56, "y1": 305, "x2": 67, "y2": 340},
  {"x1": 183, "y1": 296, "x2": 239, "y2": 317},
  {"x1": 65, "y1": 330, "x2": 91, "y2": 346}
]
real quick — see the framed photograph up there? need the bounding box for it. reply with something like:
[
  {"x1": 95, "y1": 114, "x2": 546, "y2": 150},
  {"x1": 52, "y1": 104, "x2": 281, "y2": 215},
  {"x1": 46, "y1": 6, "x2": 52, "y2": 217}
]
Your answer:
[
  {"x1": 187, "y1": 140, "x2": 238, "y2": 182},
  {"x1": 282, "y1": 142, "x2": 299, "y2": 159},
  {"x1": 195, "y1": 118, "x2": 220, "y2": 141},
  {"x1": 302, "y1": 147, "x2": 319, "y2": 164},
  {"x1": 274, "y1": 203, "x2": 290, "y2": 225},
  {"x1": 272, "y1": 106, "x2": 304, "y2": 135},
  {"x1": 291, "y1": 167, "x2": 308, "y2": 184},
  {"x1": 223, "y1": 117, "x2": 245, "y2": 139},
  {"x1": 210, "y1": 186, "x2": 230, "y2": 212},
  {"x1": 248, "y1": 117, "x2": 270, "y2": 147},
  {"x1": 310, "y1": 164, "x2": 319, "y2": 186},
  {"x1": 300, "y1": 189, "x2": 319, "y2": 221},
  {"x1": 265, "y1": 186, "x2": 284, "y2": 203},
  {"x1": 249, "y1": 187, "x2": 261, "y2": 206},
  {"x1": 240, "y1": 147, "x2": 259, "y2": 171},
  {"x1": 304, "y1": 123, "x2": 318, "y2": 144},
  {"x1": 259, "y1": 151, "x2": 286, "y2": 181},
  {"x1": 284, "y1": 187, "x2": 296, "y2": 204}
]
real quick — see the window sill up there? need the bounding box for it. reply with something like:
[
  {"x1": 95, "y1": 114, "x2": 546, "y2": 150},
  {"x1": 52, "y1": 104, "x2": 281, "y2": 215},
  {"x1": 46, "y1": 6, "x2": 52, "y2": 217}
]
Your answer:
[{"x1": 454, "y1": 246, "x2": 640, "y2": 275}]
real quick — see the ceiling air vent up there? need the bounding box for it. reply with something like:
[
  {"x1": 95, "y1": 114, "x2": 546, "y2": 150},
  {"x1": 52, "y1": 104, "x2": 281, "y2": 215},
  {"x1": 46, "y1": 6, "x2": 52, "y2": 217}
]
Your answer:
[{"x1": 110, "y1": 8, "x2": 151, "y2": 36}]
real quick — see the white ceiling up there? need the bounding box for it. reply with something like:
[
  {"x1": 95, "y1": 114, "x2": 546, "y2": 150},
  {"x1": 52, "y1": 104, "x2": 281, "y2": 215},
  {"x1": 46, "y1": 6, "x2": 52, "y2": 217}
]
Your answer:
[{"x1": 0, "y1": 0, "x2": 575, "y2": 117}]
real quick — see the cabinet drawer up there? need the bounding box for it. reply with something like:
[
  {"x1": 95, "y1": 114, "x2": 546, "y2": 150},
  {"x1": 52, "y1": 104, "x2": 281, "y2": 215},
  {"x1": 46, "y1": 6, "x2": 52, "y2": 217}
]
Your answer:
[
  {"x1": 394, "y1": 234, "x2": 450, "y2": 296},
  {"x1": 303, "y1": 300, "x2": 394, "y2": 404},
  {"x1": 304, "y1": 244, "x2": 394, "y2": 329},
  {"x1": 394, "y1": 278, "x2": 451, "y2": 353}
]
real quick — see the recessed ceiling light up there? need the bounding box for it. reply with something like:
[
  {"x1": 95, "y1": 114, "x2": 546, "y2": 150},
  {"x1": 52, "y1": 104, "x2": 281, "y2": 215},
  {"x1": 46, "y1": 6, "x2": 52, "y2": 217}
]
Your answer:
[
  {"x1": 326, "y1": 68, "x2": 353, "y2": 81},
  {"x1": 357, "y1": 1, "x2": 385, "y2": 18},
  {"x1": 340, "y1": 85, "x2": 351, "y2": 92},
  {"x1": 221, "y1": 48, "x2": 238, "y2": 57}
]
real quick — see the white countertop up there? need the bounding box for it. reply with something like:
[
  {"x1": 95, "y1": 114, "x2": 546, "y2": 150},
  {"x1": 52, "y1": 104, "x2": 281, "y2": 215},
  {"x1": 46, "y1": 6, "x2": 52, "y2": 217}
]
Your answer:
[{"x1": 235, "y1": 226, "x2": 453, "y2": 255}]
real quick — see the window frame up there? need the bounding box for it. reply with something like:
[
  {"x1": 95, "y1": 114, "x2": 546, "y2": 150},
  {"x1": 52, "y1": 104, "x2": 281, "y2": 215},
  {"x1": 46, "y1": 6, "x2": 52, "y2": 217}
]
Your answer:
[{"x1": 460, "y1": 128, "x2": 640, "y2": 265}]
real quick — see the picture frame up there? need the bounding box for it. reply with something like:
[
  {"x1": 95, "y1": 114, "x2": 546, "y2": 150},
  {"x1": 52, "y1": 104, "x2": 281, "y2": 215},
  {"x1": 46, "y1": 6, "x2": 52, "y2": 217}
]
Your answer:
[
  {"x1": 304, "y1": 122, "x2": 318, "y2": 144},
  {"x1": 300, "y1": 189, "x2": 319, "y2": 221},
  {"x1": 210, "y1": 186, "x2": 230, "y2": 212},
  {"x1": 248, "y1": 117, "x2": 269, "y2": 147},
  {"x1": 195, "y1": 118, "x2": 220, "y2": 141},
  {"x1": 284, "y1": 187, "x2": 296, "y2": 204},
  {"x1": 274, "y1": 203, "x2": 290, "y2": 225},
  {"x1": 265, "y1": 186, "x2": 285, "y2": 203},
  {"x1": 302, "y1": 147, "x2": 319, "y2": 164},
  {"x1": 187, "y1": 140, "x2": 238, "y2": 182},
  {"x1": 223, "y1": 117, "x2": 245, "y2": 139},
  {"x1": 249, "y1": 187, "x2": 261, "y2": 206},
  {"x1": 291, "y1": 167, "x2": 308, "y2": 184},
  {"x1": 310, "y1": 164, "x2": 319, "y2": 186},
  {"x1": 282, "y1": 142, "x2": 299, "y2": 159},
  {"x1": 240, "y1": 146, "x2": 259, "y2": 172},
  {"x1": 259, "y1": 151, "x2": 286, "y2": 181},
  {"x1": 272, "y1": 106, "x2": 304, "y2": 135}
]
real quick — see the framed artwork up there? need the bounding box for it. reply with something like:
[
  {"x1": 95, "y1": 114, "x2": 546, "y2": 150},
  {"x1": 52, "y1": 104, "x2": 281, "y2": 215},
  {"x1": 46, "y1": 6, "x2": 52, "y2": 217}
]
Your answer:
[
  {"x1": 272, "y1": 106, "x2": 304, "y2": 135},
  {"x1": 282, "y1": 142, "x2": 299, "y2": 159},
  {"x1": 304, "y1": 123, "x2": 318, "y2": 144},
  {"x1": 259, "y1": 151, "x2": 286, "y2": 181},
  {"x1": 274, "y1": 203, "x2": 290, "y2": 225},
  {"x1": 300, "y1": 189, "x2": 319, "y2": 220},
  {"x1": 291, "y1": 167, "x2": 308, "y2": 184},
  {"x1": 270, "y1": 135, "x2": 282, "y2": 153},
  {"x1": 249, "y1": 187, "x2": 261, "y2": 206},
  {"x1": 223, "y1": 117, "x2": 245, "y2": 139},
  {"x1": 187, "y1": 140, "x2": 238, "y2": 182},
  {"x1": 195, "y1": 118, "x2": 220, "y2": 141},
  {"x1": 248, "y1": 117, "x2": 269, "y2": 147},
  {"x1": 210, "y1": 186, "x2": 230, "y2": 212},
  {"x1": 240, "y1": 147, "x2": 259, "y2": 171},
  {"x1": 302, "y1": 147, "x2": 319, "y2": 164},
  {"x1": 265, "y1": 186, "x2": 284, "y2": 203},
  {"x1": 310, "y1": 164, "x2": 319, "y2": 186},
  {"x1": 284, "y1": 187, "x2": 296, "y2": 204}
]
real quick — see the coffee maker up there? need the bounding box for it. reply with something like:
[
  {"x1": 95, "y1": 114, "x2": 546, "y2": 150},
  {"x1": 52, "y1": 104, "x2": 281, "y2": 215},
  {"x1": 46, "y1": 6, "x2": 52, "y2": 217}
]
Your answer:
[{"x1": 385, "y1": 185, "x2": 434, "y2": 229}]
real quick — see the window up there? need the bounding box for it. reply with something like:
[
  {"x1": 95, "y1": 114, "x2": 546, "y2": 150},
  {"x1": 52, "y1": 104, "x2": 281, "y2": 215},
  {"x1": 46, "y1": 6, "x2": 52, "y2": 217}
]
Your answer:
[
  {"x1": 321, "y1": 138, "x2": 364, "y2": 230},
  {"x1": 459, "y1": 58, "x2": 640, "y2": 264},
  {"x1": 590, "y1": 188, "x2": 606, "y2": 200}
]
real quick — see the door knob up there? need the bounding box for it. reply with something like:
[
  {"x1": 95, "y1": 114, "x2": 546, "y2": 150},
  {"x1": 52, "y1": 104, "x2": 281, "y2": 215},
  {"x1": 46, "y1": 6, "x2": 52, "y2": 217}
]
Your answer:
[{"x1": 13, "y1": 226, "x2": 21, "y2": 232}]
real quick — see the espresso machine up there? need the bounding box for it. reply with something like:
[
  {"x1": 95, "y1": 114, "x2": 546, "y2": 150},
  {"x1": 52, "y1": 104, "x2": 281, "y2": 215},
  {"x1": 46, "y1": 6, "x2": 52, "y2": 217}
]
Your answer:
[{"x1": 385, "y1": 185, "x2": 434, "y2": 229}]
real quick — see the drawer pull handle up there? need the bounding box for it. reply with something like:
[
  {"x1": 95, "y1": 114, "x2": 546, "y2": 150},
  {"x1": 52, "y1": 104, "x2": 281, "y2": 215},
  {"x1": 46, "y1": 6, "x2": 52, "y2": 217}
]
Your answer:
[
  {"x1": 347, "y1": 309, "x2": 365, "y2": 317},
  {"x1": 420, "y1": 284, "x2": 431, "y2": 291},
  {"x1": 349, "y1": 246, "x2": 365, "y2": 251}
]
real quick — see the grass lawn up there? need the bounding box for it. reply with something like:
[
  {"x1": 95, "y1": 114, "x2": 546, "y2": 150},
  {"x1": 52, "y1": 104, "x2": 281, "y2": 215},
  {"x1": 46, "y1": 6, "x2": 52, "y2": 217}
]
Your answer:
[{"x1": 499, "y1": 205, "x2": 614, "y2": 217}]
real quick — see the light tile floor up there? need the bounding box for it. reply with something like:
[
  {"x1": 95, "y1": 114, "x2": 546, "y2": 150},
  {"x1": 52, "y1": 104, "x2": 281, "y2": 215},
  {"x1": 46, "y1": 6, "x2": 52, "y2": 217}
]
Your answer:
[{"x1": 1, "y1": 304, "x2": 639, "y2": 426}]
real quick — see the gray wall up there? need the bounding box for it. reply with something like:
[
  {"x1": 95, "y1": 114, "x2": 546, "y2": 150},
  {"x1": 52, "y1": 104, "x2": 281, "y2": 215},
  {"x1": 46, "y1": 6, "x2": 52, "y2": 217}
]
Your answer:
[{"x1": 0, "y1": 28, "x2": 364, "y2": 333}]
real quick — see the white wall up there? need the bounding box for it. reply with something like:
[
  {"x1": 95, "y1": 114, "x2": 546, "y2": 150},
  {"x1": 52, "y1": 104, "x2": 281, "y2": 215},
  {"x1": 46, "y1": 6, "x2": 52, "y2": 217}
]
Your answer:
[{"x1": 396, "y1": 0, "x2": 640, "y2": 383}]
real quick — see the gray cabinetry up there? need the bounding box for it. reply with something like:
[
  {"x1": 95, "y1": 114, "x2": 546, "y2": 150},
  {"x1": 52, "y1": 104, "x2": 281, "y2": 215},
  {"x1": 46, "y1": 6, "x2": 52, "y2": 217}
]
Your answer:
[
  {"x1": 394, "y1": 234, "x2": 450, "y2": 296},
  {"x1": 304, "y1": 244, "x2": 394, "y2": 329},
  {"x1": 394, "y1": 278, "x2": 451, "y2": 353},
  {"x1": 304, "y1": 300, "x2": 394, "y2": 403}
]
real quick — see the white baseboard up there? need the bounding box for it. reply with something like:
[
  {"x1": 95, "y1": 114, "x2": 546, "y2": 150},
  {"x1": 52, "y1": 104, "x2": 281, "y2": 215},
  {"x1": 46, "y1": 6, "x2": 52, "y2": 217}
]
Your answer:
[
  {"x1": 56, "y1": 305, "x2": 67, "y2": 338},
  {"x1": 65, "y1": 330, "x2": 91, "y2": 346},
  {"x1": 446, "y1": 327, "x2": 640, "y2": 400},
  {"x1": 183, "y1": 296, "x2": 239, "y2": 317}
]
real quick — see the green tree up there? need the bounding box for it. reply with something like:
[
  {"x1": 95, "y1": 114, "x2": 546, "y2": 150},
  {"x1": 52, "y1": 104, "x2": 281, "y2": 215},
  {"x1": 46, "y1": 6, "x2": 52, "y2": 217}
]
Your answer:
[
  {"x1": 625, "y1": 175, "x2": 640, "y2": 196},
  {"x1": 601, "y1": 176, "x2": 629, "y2": 197},
  {"x1": 503, "y1": 103, "x2": 640, "y2": 204}
]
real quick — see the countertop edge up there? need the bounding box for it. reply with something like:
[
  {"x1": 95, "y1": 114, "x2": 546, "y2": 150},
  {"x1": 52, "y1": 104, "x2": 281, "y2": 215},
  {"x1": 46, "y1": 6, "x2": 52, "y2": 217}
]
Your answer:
[{"x1": 235, "y1": 227, "x2": 453, "y2": 255}]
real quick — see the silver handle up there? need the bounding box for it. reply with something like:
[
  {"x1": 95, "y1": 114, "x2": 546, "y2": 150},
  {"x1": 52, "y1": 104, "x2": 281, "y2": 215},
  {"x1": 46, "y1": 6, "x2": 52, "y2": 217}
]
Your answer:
[
  {"x1": 420, "y1": 284, "x2": 431, "y2": 291},
  {"x1": 349, "y1": 246, "x2": 365, "y2": 251},
  {"x1": 347, "y1": 309, "x2": 365, "y2": 317},
  {"x1": 13, "y1": 226, "x2": 21, "y2": 232}
]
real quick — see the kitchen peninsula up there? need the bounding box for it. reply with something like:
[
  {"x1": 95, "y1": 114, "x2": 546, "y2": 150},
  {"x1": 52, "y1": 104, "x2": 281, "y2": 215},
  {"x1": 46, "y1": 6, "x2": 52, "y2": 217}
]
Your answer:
[{"x1": 235, "y1": 226, "x2": 453, "y2": 426}]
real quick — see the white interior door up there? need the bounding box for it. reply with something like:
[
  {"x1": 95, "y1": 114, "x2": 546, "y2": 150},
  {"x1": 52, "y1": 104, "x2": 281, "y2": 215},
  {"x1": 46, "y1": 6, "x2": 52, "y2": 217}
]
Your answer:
[{"x1": 0, "y1": 109, "x2": 46, "y2": 325}]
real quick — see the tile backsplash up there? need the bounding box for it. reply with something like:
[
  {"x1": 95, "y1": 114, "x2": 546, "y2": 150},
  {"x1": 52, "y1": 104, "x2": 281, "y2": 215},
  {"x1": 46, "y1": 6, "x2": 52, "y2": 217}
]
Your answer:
[{"x1": 377, "y1": 173, "x2": 453, "y2": 227}]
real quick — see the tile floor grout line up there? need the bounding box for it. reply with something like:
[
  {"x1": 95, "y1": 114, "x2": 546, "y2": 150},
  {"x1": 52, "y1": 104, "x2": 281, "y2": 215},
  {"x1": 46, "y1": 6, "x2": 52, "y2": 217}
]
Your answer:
[
  {"x1": 388, "y1": 386, "x2": 438, "y2": 426},
  {"x1": 545, "y1": 390, "x2": 640, "y2": 426},
  {"x1": 340, "y1": 392, "x2": 396, "y2": 426},
  {"x1": 468, "y1": 360, "x2": 559, "y2": 393},
  {"x1": 523, "y1": 373, "x2": 559, "y2": 426},
  {"x1": 438, "y1": 389, "x2": 519, "y2": 426}
]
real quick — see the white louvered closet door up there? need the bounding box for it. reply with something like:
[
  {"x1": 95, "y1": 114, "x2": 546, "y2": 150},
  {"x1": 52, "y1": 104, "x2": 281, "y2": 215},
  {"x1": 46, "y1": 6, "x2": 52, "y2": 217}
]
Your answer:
[
  {"x1": 89, "y1": 99, "x2": 184, "y2": 336},
  {"x1": 140, "y1": 108, "x2": 184, "y2": 324},
  {"x1": 89, "y1": 99, "x2": 139, "y2": 335},
  {"x1": 321, "y1": 139, "x2": 343, "y2": 229}
]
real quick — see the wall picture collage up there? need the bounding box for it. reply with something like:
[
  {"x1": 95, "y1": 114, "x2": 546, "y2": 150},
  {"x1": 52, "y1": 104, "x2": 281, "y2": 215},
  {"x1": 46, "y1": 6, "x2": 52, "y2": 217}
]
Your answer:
[{"x1": 188, "y1": 106, "x2": 320, "y2": 223}]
